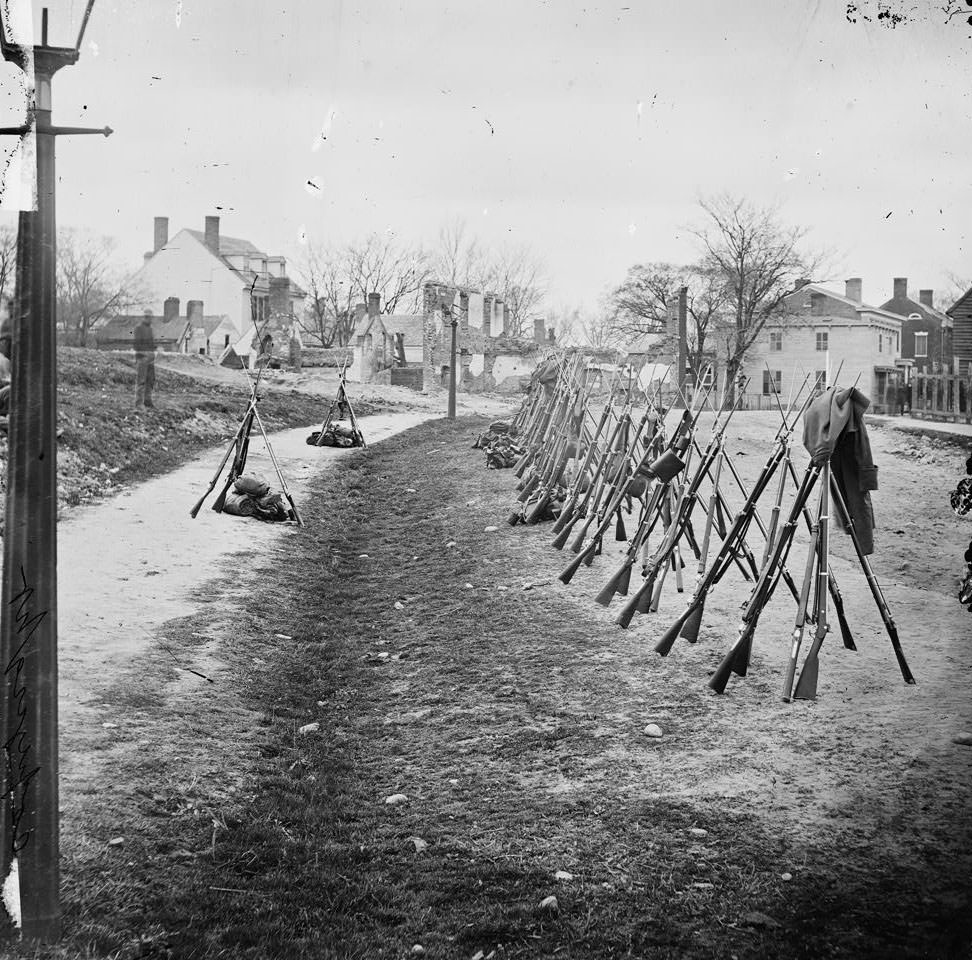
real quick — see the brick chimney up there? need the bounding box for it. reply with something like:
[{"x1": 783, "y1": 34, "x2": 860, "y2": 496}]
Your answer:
[
  {"x1": 482, "y1": 294, "x2": 494, "y2": 336},
  {"x1": 919, "y1": 289, "x2": 934, "y2": 308},
  {"x1": 534, "y1": 316, "x2": 545, "y2": 343},
  {"x1": 204, "y1": 215, "x2": 220, "y2": 254},
  {"x1": 187, "y1": 300, "x2": 204, "y2": 326},
  {"x1": 793, "y1": 277, "x2": 811, "y2": 292},
  {"x1": 367, "y1": 292, "x2": 381, "y2": 319},
  {"x1": 502, "y1": 303, "x2": 510, "y2": 336},
  {"x1": 163, "y1": 297, "x2": 180, "y2": 323},
  {"x1": 845, "y1": 278, "x2": 862, "y2": 303},
  {"x1": 893, "y1": 277, "x2": 907, "y2": 300},
  {"x1": 153, "y1": 216, "x2": 168, "y2": 253},
  {"x1": 269, "y1": 276, "x2": 292, "y2": 316}
]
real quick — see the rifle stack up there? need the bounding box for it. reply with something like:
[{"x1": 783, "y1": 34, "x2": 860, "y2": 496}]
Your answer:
[{"x1": 477, "y1": 352, "x2": 916, "y2": 703}]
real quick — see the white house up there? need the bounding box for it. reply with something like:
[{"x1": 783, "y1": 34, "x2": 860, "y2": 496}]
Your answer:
[
  {"x1": 132, "y1": 216, "x2": 306, "y2": 360},
  {"x1": 742, "y1": 278, "x2": 903, "y2": 412}
]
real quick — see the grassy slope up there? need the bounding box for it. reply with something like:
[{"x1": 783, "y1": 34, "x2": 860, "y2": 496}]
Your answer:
[
  {"x1": 0, "y1": 348, "x2": 379, "y2": 516},
  {"x1": 6, "y1": 416, "x2": 969, "y2": 960}
]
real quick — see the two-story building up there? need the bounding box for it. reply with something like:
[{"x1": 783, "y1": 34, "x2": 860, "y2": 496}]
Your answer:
[
  {"x1": 741, "y1": 278, "x2": 903, "y2": 412},
  {"x1": 127, "y1": 216, "x2": 306, "y2": 362},
  {"x1": 878, "y1": 277, "x2": 953, "y2": 375}
]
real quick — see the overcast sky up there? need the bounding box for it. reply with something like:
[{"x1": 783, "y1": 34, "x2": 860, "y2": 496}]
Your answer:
[{"x1": 0, "y1": 0, "x2": 970, "y2": 314}]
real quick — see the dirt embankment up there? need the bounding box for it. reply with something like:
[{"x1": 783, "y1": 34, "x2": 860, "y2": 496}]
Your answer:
[{"x1": 0, "y1": 347, "x2": 445, "y2": 524}]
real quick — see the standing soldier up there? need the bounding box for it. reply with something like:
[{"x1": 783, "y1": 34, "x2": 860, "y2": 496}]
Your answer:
[
  {"x1": 0, "y1": 307, "x2": 11, "y2": 419},
  {"x1": 134, "y1": 310, "x2": 156, "y2": 408}
]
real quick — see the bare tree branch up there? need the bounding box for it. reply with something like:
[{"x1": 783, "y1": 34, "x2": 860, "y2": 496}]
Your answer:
[
  {"x1": 56, "y1": 230, "x2": 146, "y2": 346},
  {"x1": 295, "y1": 233, "x2": 431, "y2": 347},
  {"x1": 690, "y1": 193, "x2": 823, "y2": 392}
]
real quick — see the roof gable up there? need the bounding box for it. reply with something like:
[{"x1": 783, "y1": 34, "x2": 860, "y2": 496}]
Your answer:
[
  {"x1": 879, "y1": 295, "x2": 950, "y2": 324},
  {"x1": 96, "y1": 315, "x2": 191, "y2": 342},
  {"x1": 948, "y1": 285, "x2": 972, "y2": 318},
  {"x1": 184, "y1": 229, "x2": 267, "y2": 259},
  {"x1": 383, "y1": 313, "x2": 425, "y2": 343},
  {"x1": 784, "y1": 282, "x2": 903, "y2": 323}
]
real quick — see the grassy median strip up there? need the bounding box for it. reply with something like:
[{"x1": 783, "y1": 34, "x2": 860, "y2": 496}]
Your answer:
[{"x1": 13, "y1": 415, "x2": 970, "y2": 960}]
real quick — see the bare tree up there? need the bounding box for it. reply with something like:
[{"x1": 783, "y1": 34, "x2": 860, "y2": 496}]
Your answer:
[
  {"x1": 606, "y1": 261, "x2": 732, "y2": 380},
  {"x1": 295, "y1": 242, "x2": 355, "y2": 348},
  {"x1": 691, "y1": 194, "x2": 821, "y2": 393},
  {"x1": 0, "y1": 224, "x2": 16, "y2": 314},
  {"x1": 56, "y1": 229, "x2": 145, "y2": 346},
  {"x1": 491, "y1": 244, "x2": 546, "y2": 339},
  {"x1": 938, "y1": 269, "x2": 970, "y2": 313},
  {"x1": 608, "y1": 261, "x2": 679, "y2": 343},
  {"x1": 347, "y1": 232, "x2": 431, "y2": 316},
  {"x1": 431, "y1": 219, "x2": 547, "y2": 338},
  {"x1": 432, "y1": 218, "x2": 494, "y2": 292},
  {"x1": 296, "y1": 233, "x2": 431, "y2": 347}
]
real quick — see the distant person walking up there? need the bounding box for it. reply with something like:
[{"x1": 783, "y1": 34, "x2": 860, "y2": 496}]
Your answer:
[{"x1": 134, "y1": 311, "x2": 156, "y2": 408}]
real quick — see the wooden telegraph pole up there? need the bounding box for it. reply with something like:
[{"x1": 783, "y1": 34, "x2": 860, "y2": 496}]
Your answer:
[
  {"x1": 0, "y1": 2, "x2": 111, "y2": 941},
  {"x1": 677, "y1": 285, "x2": 688, "y2": 400},
  {"x1": 447, "y1": 305, "x2": 458, "y2": 420}
]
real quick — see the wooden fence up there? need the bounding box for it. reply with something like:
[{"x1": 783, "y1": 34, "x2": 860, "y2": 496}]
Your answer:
[{"x1": 909, "y1": 371, "x2": 972, "y2": 422}]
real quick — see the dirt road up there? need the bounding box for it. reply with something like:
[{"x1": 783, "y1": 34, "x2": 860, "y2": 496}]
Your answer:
[{"x1": 54, "y1": 400, "x2": 511, "y2": 804}]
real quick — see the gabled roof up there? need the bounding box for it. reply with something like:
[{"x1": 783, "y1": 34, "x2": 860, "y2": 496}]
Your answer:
[
  {"x1": 353, "y1": 310, "x2": 383, "y2": 341},
  {"x1": 383, "y1": 312, "x2": 425, "y2": 344},
  {"x1": 197, "y1": 316, "x2": 231, "y2": 337},
  {"x1": 783, "y1": 283, "x2": 903, "y2": 323},
  {"x1": 879, "y1": 294, "x2": 951, "y2": 325},
  {"x1": 96, "y1": 314, "x2": 191, "y2": 344},
  {"x1": 947, "y1": 285, "x2": 972, "y2": 318},
  {"x1": 185, "y1": 229, "x2": 268, "y2": 259}
]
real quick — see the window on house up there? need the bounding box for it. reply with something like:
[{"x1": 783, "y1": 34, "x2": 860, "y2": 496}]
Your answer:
[
  {"x1": 878, "y1": 334, "x2": 883, "y2": 353},
  {"x1": 914, "y1": 331, "x2": 928, "y2": 358},
  {"x1": 815, "y1": 370, "x2": 827, "y2": 393},
  {"x1": 815, "y1": 331, "x2": 828, "y2": 352},
  {"x1": 762, "y1": 369, "x2": 781, "y2": 396},
  {"x1": 769, "y1": 330, "x2": 782, "y2": 352}
]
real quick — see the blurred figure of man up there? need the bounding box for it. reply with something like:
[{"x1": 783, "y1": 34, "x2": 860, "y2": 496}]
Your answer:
[
  {"x1": 0, "y1": 308, "x2": 11, "y2": 419},
  {"x1": 134, "y1": 310, "x2": 156, "y2": 408}
]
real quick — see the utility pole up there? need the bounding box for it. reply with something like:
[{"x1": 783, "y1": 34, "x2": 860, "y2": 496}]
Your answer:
[
  {"x1": 677, "y1": 285, "x2": 688, "y2": 401},
  {"x1": 0, "y1": 2, "x2": 111, "y2": 941},
  {"x1": 447, "y1": 306, "x2": 458, "y2": 420}
]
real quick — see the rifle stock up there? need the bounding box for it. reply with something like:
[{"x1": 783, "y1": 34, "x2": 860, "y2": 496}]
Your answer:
[
  {"x1": 615, "y1": 509, "x2": 627, "y2": 541},
  {"x1": 708, "y1": 620, "x2": 757, "y2": 694},
  {"x1": 615, "y1": 570, "x2": 655, "y2": 628},
  {"x1": 828, "y1": 575, "x2": 856, "y2": 651},
  {"x1": 558, "y1": 541, "x2": 594, "y2": 584},
  {"x1": 654, "y1": 606, "x2": 689, "y2": 655},
  {"x1": 792, "y1": 624, "x2": 824, "y2": 700},
  {"x1": 551, "y1": 511, "x2": 580, "y2": 549},
  {"x1": 551, "y1": 495, "x2": 577, "y2": 534},
  {"x1": 679, "y1": 601, "x2": 705, "y2": 643},
  {"x1": 616, "y1": 562, "x2": 632, "y2": 596},
  {"x1": 594, "y1": 559, "x2": 632, "y2": 607},
  {"x1": 190, "y1": 430, "x2": 238, "y2": 518}
]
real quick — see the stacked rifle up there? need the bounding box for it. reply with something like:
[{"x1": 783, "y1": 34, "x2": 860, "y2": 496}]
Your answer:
[{"x1": 486, "y1": 352, "x2": 915, "y2": 702}]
